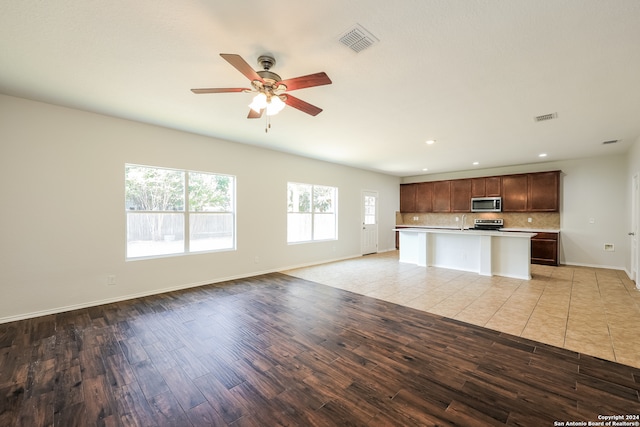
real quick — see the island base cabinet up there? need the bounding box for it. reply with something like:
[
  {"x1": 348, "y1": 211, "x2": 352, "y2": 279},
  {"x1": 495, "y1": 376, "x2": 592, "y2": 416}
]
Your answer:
[
  {"x1": 531, "y1": 232, "x2": 559, "y2": 266},
  {"x1": 397, "y1": 228, "x2": 534, "y2": 280}
]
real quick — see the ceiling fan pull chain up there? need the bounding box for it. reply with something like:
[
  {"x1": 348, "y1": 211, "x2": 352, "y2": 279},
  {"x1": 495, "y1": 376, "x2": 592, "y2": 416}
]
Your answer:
[{"x1": 264, "y1": 113, "x2": 273, "y2": 133}]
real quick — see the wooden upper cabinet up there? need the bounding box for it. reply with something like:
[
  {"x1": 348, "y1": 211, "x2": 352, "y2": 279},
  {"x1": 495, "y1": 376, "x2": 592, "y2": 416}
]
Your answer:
[
  {"x1": 485, "y1": 177, "x2": 501, "y2": 197},
  {"x1": 415, "y1": 182, "x2": 433, "y2": 212},
  {"x1": 432, "y1": 181, "x2": 451, "y2": 212},
  {"x1": 451, "y1": 179, "x2": 472, "y2": 212},
  {"x1": 471, "y1": 178, "x2": 486, "y2": 197},
  {"x1": 400, "y1": 184, "x2": 416, "y2": 212},
  {"x1": 400, "y1": 171, "x2": 559, "y2": 214},
  {"x1": 471, "y1": 177, "x2": 501, "y2": 198},
  {"x1": 502, "y1": 174, "x2": 528, "y2": 212},
  {"x1": 471, "y1": 178, "x2": 486, "y2": 198},
  {"x1": 528, "y1": 171, "x2": 560, "y2": 212}
]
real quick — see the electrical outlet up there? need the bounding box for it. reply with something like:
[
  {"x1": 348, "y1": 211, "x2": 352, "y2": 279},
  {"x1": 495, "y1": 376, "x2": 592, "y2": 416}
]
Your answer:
[
  {"x1": 589, "y1": 218, "x2": 595, "y2": 224},
  {"x1": 107, "y1": 275, "x2": 116, "y2": 285},
  {"x1": 528, "y1": 217, "x2": 532, "y2": 223},
  {"x1": 604, "y1": 244, "x2": 615, "y2": 252},
  {"x1": 413, "y1": 216, "x2": 419, "y2": 221}
]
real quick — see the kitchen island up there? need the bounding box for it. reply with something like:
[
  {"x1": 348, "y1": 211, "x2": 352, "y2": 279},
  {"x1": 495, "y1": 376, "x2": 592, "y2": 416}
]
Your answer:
[{"x1": 394, "y1": 227, "x2": 537, "y2": 280}]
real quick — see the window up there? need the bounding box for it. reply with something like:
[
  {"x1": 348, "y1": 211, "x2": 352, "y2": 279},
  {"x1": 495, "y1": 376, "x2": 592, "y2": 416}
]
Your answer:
[
  {"x1": 287, "y1": 182, "x2": 337, "y2": 243},
  {"x1": 125, "y1": 164, "x2": 235, "y2": 259},
  {"x1": 364, "y1": 194, "x2": 376, "y2": 225}
]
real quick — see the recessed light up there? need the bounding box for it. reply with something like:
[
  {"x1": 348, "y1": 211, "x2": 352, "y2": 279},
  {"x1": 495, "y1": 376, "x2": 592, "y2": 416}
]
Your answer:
[
  {"x1": 422, "y1": 168, "x2": 429, "y2": 171},
  {"x1": 472, "y1": 161, "x2": 479, "y2": 166},
  {"x1": 425, "y1": 139, "x2": 436, "y2": 145},
  {"x1": 539, "y1": 153, "x2": 547, "y2": 157}
]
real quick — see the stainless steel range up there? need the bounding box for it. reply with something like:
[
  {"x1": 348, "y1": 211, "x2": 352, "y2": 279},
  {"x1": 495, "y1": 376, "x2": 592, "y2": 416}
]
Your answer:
[{"x1": 472, "y1": 218, "x2": 503, "y2": 230}]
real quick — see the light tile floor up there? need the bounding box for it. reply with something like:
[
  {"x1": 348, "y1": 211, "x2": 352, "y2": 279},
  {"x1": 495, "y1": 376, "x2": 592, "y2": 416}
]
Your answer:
[{"x1": 283, "y1": 251, "x2": 640, "y2": 369}]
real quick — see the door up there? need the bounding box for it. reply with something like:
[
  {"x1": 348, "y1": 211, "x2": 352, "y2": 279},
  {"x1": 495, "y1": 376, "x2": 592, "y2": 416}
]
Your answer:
[
  {"x1": 631, "y1": 174, "x2": 639, "y2": 283},
  {"x1": 362, "y1": 190, "x2": 378, "y2": 255}
]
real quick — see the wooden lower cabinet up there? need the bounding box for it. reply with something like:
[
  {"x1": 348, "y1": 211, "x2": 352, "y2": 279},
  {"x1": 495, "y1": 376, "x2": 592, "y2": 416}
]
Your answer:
[{"x1": 531, "y1": 232, "x2": 559, "y2": 266}]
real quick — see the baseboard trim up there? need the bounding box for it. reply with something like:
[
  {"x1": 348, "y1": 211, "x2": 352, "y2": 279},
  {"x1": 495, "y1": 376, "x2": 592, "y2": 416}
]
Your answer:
[{"x1": 562, "y1": 261, "x2": 630, "y2": 277}]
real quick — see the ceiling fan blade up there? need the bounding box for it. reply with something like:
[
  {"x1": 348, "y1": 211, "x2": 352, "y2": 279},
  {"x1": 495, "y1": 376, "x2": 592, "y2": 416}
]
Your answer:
[
  {"x1": 220, "y1": 53, "x2": 263, "y2": 82},
  {"x1": 191, "y1": 88, "x2": 249, "y2": 94},
  {"x1": 283, "y1": 94, "x2": 323, "y2": 116},
  {"x1": 247, "y1": 108, "x2": 263, "y2": 119},
  {"x1": 279, "y1": 72, "x2": 332, "y2": 91}
]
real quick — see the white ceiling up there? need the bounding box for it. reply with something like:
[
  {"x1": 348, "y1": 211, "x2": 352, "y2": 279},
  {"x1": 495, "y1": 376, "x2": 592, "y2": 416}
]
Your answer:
[{"x1": 1, "y1": 1, "x2": 639, "y2": 177}]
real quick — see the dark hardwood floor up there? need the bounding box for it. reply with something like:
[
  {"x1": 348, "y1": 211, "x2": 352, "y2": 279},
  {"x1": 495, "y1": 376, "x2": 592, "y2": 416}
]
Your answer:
[{"x1": 1, "y1": 272, "x2": 639, "y2": 426}]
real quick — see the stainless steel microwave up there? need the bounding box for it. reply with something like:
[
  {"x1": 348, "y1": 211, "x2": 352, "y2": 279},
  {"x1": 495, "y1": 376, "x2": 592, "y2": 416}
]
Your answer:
[{"x1": 471, "y1": 197, "x2": 502, "y2": 212}]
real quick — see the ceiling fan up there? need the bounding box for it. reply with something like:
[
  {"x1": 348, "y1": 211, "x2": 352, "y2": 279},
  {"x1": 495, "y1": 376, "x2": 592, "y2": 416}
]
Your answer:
[{"x1": 191, "y1": 53, "x2": 332, "y2": 118}]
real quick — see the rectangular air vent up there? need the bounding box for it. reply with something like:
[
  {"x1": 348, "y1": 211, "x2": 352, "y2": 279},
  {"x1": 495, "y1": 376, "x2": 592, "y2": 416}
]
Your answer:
[
  {"x1": 534, "y1": 112, "x2": 558, "y2": 122},
  {"x1": 339, "y1": 24, "x2": 379, "y2": 53}
]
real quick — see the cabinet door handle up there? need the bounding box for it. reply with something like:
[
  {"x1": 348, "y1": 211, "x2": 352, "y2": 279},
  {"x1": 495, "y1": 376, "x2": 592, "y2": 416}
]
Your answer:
[{"x1": 629, "y1": 232, "x2": 636, "y2": 236}]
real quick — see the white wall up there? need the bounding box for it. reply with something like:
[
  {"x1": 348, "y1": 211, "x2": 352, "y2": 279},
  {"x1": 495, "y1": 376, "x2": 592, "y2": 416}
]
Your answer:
[
  {"x1": 0, "y1": 95, "x2": 400, "y2": 322},
  {"x1": 559, "y1": 155, "x2": 628, "y2": 270},
  {"x1": 403, "y1": 155, "x2": 630, "y2": 271}
]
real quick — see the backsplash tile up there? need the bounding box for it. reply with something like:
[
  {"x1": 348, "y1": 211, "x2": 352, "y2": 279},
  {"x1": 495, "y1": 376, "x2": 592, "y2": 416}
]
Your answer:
[{"x1": 396, "y1": 212, "x2": 560, "y2": 230}]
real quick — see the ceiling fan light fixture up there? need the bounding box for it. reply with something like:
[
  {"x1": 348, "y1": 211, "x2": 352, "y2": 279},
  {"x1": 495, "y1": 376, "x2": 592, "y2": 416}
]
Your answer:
[
  {"x1": 266, "y1": 95, "x2": 285, "y2": 116},
  {"x1": 193, "y1": 53, "x2": 329, "y2": 118},
  {"x1": 249, "y1": 93, "x2": 267, "y2": 113}
]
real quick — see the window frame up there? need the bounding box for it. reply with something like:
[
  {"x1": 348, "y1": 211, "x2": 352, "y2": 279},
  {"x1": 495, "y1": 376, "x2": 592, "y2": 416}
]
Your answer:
[
  {"x1": 125, "y1": 164, "x2": 236, "y2": 260},
  {"x1": 287, "y1": 181, "x2": 338, "y2": 244}
]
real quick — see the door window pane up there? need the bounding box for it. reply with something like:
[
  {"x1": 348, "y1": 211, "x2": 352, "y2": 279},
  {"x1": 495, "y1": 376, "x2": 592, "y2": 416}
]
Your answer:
[{"x1": 364, "y1": 195, "x2": 376, "y2": 225}]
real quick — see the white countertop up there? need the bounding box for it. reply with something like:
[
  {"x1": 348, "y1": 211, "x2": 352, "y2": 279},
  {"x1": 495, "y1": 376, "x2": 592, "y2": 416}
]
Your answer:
[
  {"x1": 394, "y1": 227, "x2": 537, "y2": 238},
  {"x1": 395, "y1": 225, "x2": 559, "y2": 233}
]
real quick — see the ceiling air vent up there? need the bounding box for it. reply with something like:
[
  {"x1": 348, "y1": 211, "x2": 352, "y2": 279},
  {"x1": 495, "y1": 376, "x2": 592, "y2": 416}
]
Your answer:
[
  {"x1": 534, "y1": 112, "x2": 558, "y2": 122},
  {"x1": 339, "y1": 24, "x2": 379, "y2": 53},
  {"x1": 602, "y1": 139, "x2": 619, "y2": 145}
]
